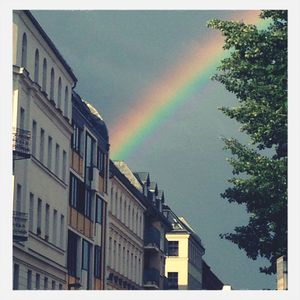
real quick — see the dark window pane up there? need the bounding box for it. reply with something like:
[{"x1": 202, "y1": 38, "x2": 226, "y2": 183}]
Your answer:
[
  {"x1": 168, "y1": 241, "x2": 179, "y2": 256},
  {"x1": 94, "y1": 245, "x2": 101, "y2": 278},
  {"x1": 96, "y1": 196, "x2": 103, "y2": 224},
  {"x1": 67, "y1": 230, "x2": 78, "y2": 276},
  {"x1": 168, "y1": 272, "x2": 178, "y2": 289},
  {"x1": 82, "y1": 239, "x2": 90, "y2": 271}
]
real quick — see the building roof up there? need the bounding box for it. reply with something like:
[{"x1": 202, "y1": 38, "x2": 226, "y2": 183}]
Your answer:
[
  {"x1": 72, "y1": 91, "x2": 109, "y2": 143},
  {"x1": 113, "y1": 161, "x2": 143, "y2": 193},
  {"x1": 133, "y1": 172, "x2": 150, "y2": 186},
  {"x1": 83, "y1": 100, "x2": 104, "y2": 121},
  {"x1": 23, "y1": 10, "x2": 77, "y2": 83},
  {"x1": 163, "y1": 205, "x2": 205, "y2": 252}
]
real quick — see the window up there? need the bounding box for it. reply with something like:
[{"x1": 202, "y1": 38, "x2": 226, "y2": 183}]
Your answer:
[
  {"x1": 128, "y1": 205, "x2": 130, "y2": 228},
  {"x1": 167, "y1": 272, "x2": 178, "y2": 289},
  {"x1": 36, "y1": 273, "x2": 41, "y2": 290},
  {"x1": 95, "y1": 196, "x2": 103, "y2": 224},
  {"x1": 110, "y1": 187, "x2": 114, "y2": 212},
  {"x1": 138, "y1": 258, "x2": 141, "y2": 285},
  {"x1": 122, "y1": 247, "x2": 125, "y2": 275},
  {"x1": 13, "y1": 264, "x2": 19, "y2": 290},
  {"x1": 32, "y1": 120, "x2": 37, "y2": 156},
  {"x1": 51, "y1": 280, "x2": 55, "y2": 290},
  {"x1": 118, "y1": 244, "x2": 121, "y2": 273},
  {"x1": 20, "y1": 107, "x2": 25, "y2": 129},
  {"x1": 131, "y1": 208, "x2": 135, "y2": 231},
  {"x1": 71, "y1": 122, "x2": 82, "y2": 153},
  {"x1": 124, "y1": 201, "x2": 127, "y2": 224},
  {"x1": 84, "y1": 189, "x2": 92, "y2": 219},
  {"x1": 42, "y1": 58, "x2": 47, "y2": 92},
  {"x1": 57, "y1": 77, "x2": 62, "y2": 109},
  {"x1": 16, "y1": 183, "x2": 22, "y2": 212},
  {"x1": 114, "y1": 191, "x2": 118, "y2": 216},
  {"x1": 44, "y1": 277, "x2": 48, "y2": 289},
  {"x1": 94, "y1": 245, "x2": 101, "y2": 278},
  {"x1": 97, "y1": 148, "x2": 105, "y2": 173},
  {"x1": 139, "y1": 216, "x2": 142, "y2": 238},
  {"x1": 34, "y1": 49, "x2": 39, "y2": 83},
  {"x1": 85, "y1": 133, "x2": 95, "y2": 186},
  {"x1": 50, "y1": 68, "x2": 55, "y2": 101},
  {"x1": 60, "y1": 215, "x2": 65, "y2": 249},
  {"x1": 21, "y1": 33, "x2": 27, "y2": 67},
  {"x1": 136, "y1": 212, "x2": 138, "y2": 235},
  {"x1": 69, "y1": 173, "x2": 78, "y2": 208},
  {"x1": 52, "y1": 209, "x2": 57, "y2": 245},
  {"x1": 113, "y1": 240, "x2": 116, "y2": 269},
  {"x1": 108, "y1": 237, "x2": 112, "y2": 266},
  {"x1": 27, "y1": 270, "x2": 32, "y2": 289},
  {"x1": 40, "y1": 128, "x2": 45, "y2": 163},
  {"x1": 131, "y1": 253, "x2": 133, "y2": 280},
  {"x1": 82, "y1": 239, "x2": 91, "y2": 271},
  {"x1": 55, "y1": 143, "x2": 60, "y2": 176},
  {"x1": 62, "y1": 150, "x2": 67, "y2": 182},
  {"x1": 37, "y1": 198, "x2": 42, "y2": 235},
  {"x1": 119, "y1": 196, "x2": 122, "y2": 221},
  {"x1": 59, "y1": 284, "x2": 63, "y2": 290},
  {"x1": 69, "y1": 173, "x2": 85, "y2": 212},
  {"x1": 47, "y1": 136, "x2": 52, "y2": 170},
  {"x1": 67, "y1": 230, "x2": 78, "y2": 276},
  {"x1": 64, "y1": 86, "x2": 69, "y2": 116},
  {"x1": 29, "y1": 193, "x2": 34, "y2": 231},
  {"x1": 45, "y1": 203, "x2": 49, "y2": 240},
  {"x1": 168, "y1": 241, "x2": 179, "y2": 256}
]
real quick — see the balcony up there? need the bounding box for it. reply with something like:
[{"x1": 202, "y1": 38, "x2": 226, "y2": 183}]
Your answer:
[
  {"x1": 143, "y1": 268, "x2": 160, "y2": 289},
  {"x1": 13, "y1": 211, "x2": 28, "y2": 242},
  {"x1": 144, "y1": 226, "x2": 160, "y2": 252},
  {"x1": 12, "y1": 128, "x2": 31, "y2": 160},
  {"x1": 162, "y1": 275, "x2": 169, "y2": 290}
]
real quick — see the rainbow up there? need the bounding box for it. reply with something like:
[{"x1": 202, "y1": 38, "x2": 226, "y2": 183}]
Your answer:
[{"x1": 110, "y1": 11, "x2": 266, "y2": 160}]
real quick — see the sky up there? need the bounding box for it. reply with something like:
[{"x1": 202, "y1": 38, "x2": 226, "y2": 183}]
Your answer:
[{"x1": 32, "y1": 10, "x2": 275, "y2": 289}]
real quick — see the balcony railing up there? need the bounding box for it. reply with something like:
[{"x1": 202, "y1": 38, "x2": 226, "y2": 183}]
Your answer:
[
  {"x1": 12, "y1": 128, "x2": 31, "y2": 159},
  {"x1": 143, "y1": 268, "x2": 160, "y2": 288},
  {"x1": 144, "y1": 226, "x2": 160, "y2": 250},
  {"x1": 13, "y1": 211, "x2": 28, "y2": 242}
]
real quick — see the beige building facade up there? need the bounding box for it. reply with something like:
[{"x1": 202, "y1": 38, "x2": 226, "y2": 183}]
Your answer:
[
  {"x1": 13, "y1": 10, "x2": 77, "y2": 289},
  {"x1": 106, "y1": 161, "x2": 145, "y2": 290},
  {"x1": 163, "y1": 208, "x2": 205, "y2": 290}
]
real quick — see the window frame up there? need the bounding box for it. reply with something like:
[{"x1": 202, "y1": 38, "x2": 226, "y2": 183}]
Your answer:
[
  {"x1": 82, "y1": 239, "x2": 91, "y2": 271},
  {"x1": 168, "y1": 241, "x2": 179, "y2": 256},
  {"x1": 167, "y1": 272, "x2": 178, "y2": 289}
]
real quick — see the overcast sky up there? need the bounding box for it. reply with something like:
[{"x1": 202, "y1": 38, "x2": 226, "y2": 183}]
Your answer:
[{"x1": 32, "y1": 10, "x2": 275, "y2": 289}]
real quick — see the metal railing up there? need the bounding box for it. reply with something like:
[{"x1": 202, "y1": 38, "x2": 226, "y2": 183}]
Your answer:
[
  {"x1": 143, "y1": 268, "x2": 160, "y2": 287},
  {"x1": 144, "y1": 226, "x2": 160, "y2": 249},
  {"x1": 12, "y1": 128, "x2": 31, "y2": 159}
]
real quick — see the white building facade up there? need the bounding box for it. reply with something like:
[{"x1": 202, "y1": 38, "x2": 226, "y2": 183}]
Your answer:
[{"x1": 12, "y1": 10, "x2": 77, "y2": 290}]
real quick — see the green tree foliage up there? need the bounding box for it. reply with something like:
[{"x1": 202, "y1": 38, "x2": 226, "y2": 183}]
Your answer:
[{"x1": 207, "y1": 10, "x2": 287, "y2": 275}]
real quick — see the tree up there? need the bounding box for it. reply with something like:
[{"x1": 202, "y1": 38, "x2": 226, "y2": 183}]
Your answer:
[{"x1": 207, "y1": 10, "x2": 287, "y2": 275}]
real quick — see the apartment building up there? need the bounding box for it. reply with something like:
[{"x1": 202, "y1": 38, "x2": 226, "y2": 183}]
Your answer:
[
  {"x1": 134, "y1": 172, "x2": 172, "y2": 290},
  {"x1": 12, "y1": 10, "x2": 77, "y2": 289},
  {"x1": 163, "y1": 206, "x2": 205, "y2": 290},
  {"x1": 67, "y1": 92, "x2": 109, "y2": 289},
  {"x1": 106, "y1": 161, "x2": 146, "y2": 290}
]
